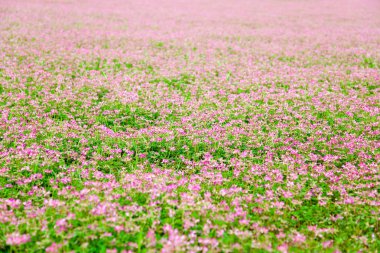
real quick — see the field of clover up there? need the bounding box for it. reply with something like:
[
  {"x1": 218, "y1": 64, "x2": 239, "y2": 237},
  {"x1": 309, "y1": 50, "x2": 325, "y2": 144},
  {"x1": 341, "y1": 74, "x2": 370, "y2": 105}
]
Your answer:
[{"x1": 0, "y1": 0, "x2": 379, "y2": 252}]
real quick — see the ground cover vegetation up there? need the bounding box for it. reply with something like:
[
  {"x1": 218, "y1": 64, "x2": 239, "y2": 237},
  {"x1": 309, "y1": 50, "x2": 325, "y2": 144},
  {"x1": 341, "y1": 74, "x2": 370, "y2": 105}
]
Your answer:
[{"x1": 0, "y1": 0, "x2": 379, "y2": 252}]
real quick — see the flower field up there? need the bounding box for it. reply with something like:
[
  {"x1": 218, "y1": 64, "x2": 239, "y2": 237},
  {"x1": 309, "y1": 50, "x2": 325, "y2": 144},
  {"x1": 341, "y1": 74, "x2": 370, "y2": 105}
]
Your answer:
[{"x1": 0, "y1": 0, "x2": 379, "y2": 252}]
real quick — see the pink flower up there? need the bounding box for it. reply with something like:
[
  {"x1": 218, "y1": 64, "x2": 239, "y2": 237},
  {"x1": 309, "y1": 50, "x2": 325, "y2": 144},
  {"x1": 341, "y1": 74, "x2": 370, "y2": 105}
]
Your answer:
[
  {"x1": 277, "y1": 243, "x2": 288, "y2": 253},
  {"x1": 322, "y1": 240, "x2": 333, "y2": 248},
  {"x1": 46, "y1": 243, "x2": 62, "y2": 253},
  {"x1": 293, "y1": 233, "x2": 306, "y2": 244},
  {"x1": 6, "y1": 198, "x2": 21, "y2": 209},
  {"x1": 55, "y1": 218, "x2": 68, "y2": 232},
  {"x1": 6, "y1": 233, "x2": 30, "y2": 246},
  {"x1": 119, "y1": 91, "x2": 139, "y2": 104},
  {"x1": 272, "y1": 201, "x2": 285, "y2": 209},
  {"x1": 283, "y1": 191, "x2": 293, "y2": 198},
  {"x1": 217, "y1": 229, "x2": 224, "y2": 237},
  {"x1": 344, "y1": 197, "x2": 355, "y2": 204},
  {"x1": 146, "y1": 229, "x2": 156, "y2": 246}
]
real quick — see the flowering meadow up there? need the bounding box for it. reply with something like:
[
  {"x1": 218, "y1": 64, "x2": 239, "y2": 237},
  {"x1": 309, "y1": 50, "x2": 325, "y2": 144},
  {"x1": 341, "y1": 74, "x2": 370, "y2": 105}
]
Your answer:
[{"x1": 0, "y1": 0, "x2": 380, "y2": 252}]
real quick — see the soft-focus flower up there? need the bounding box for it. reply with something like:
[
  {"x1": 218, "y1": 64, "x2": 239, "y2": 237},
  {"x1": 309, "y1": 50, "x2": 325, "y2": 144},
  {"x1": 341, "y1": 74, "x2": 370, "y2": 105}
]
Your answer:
[{"x1": 6, "y1": 233, "x2": 30, "y2": 246}]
